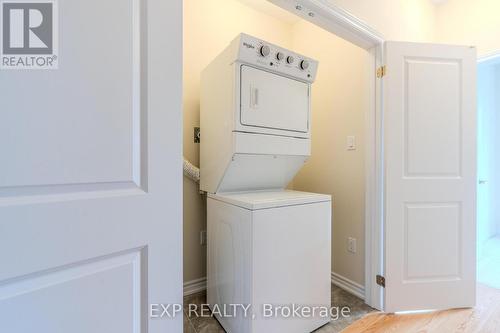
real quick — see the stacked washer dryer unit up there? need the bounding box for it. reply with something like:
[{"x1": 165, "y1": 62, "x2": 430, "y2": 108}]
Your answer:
[{"x1": 200, "y1": 33, "x2": 331, "y2": 333}]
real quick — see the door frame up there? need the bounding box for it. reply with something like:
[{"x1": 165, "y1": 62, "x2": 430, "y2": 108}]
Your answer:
[{"x1": 268, "y1": 0, "x2": 385, "y2": 310}]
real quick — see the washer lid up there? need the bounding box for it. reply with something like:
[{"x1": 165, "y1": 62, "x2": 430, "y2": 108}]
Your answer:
[{"x1": 208, "y1": 190, "x2": 331, "y2": 210}]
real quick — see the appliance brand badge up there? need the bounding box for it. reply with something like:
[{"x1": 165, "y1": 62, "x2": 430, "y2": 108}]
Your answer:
[
  {"x1": 243, "y1": 42, "x2": 255, "y2": 49},
  {"x1": 1, "y1": 0, "x2": 58, "y2": 69}
]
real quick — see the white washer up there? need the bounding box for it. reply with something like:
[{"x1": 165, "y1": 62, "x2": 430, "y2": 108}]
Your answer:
[{"x1": 207, "y1": 190, "x2": 331, "y2": 333}]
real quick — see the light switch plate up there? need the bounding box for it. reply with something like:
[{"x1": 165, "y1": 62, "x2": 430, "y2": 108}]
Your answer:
[{"x1": 347, "y1": 136, "x2": 356, "y2": 150}]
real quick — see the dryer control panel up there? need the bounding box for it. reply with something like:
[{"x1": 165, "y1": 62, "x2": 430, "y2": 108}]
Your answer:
[{"x1": 235, "y1": 33, "x2": 318, "y2": 83}]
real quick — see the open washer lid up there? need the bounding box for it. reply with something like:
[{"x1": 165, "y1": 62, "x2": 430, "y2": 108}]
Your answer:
[{"x1": 208, "y1": 190, "x2": 331, "y2": 210}]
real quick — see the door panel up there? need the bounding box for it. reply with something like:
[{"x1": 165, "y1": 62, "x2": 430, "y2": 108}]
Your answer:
[
  {"x1": 0, "y1": 251, "x2": 140, "y2": 333},
  {"x1": 384, "y1": 42, "x2": 476, "y2": 312},
  {"x1": 240, "y1": 65, "x2": 309, "y2": 133},
  {"x1": 0, "y1": 0, "x2": 183, "y2": 332},
  {"x1": 1, "y1": 0, "x2": 136, "y2": 188},
  {"x1": 403, "y1": 59, "x2": 461, "y2": 177}
]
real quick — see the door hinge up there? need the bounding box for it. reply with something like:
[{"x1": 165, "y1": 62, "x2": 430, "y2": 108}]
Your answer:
[
  {"x1": 376, "y1": 274, "x2": 386, "y2": 288},
  {"x1": 376, "y1": 66, "x2": 386, "y2": 78}
]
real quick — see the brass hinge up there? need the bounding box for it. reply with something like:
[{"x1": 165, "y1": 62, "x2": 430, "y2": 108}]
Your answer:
[
  {"x1": 376, "y1": 275, "x2": 386, "y2": 288},
  {"x1": 376, "y1": 66, "x2": 386, "y2": 78}
]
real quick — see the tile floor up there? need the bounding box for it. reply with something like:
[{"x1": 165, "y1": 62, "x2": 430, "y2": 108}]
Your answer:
[
  {"x1": 477, "y1": 235, "x2": 500, "y2": 290},
  {"x1": 183, "y1": 285, "x2": 375, "y2": 333}
]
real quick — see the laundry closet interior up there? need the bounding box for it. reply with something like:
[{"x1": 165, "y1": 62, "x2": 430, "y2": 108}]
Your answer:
[{"x1": 182, "y1": 0, "x2": 372, "y2": 330}]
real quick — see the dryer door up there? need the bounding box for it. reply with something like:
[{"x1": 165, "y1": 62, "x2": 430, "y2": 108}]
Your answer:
[{"x1": 240, "y1": 65, "x2": 309, "y2": 134}]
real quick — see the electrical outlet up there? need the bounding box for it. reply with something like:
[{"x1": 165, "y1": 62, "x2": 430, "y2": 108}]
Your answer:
[
  {"x1": 347, "y1": 237, "x2": 357, "y2": 254},
  {"x1": 200, "y1": 230, "x2": 207, "y2": 245}
]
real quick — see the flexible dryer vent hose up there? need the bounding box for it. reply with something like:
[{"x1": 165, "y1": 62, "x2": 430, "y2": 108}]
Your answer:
[{"x1": 183, "y1": 157, "x2": 200, "y2": 183}]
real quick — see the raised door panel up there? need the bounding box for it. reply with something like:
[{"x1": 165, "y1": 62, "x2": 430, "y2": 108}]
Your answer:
[
  {"x1": 404, "y1": 59, "x2": 461, "y2": 177},
  {"x1": 0, "y1": 251, "x2": 142, "y2": 333},
  {"x1": 0, "y1": 0, "x2": 146, "y2": 192}
]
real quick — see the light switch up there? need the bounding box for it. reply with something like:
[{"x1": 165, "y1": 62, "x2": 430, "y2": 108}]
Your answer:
[{"x1": 347, "y1": 136, "x2": 356, "y2": 150}]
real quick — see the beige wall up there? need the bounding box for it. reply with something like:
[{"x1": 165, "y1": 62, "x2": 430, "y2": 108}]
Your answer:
[
  {"x1": 183, "y1": 0, "x2": 295, "y2": 282},
  {"x1": 435, "y1": 0, "x2": 500, "y2": 56},
  {"x1": 290, "y1": 20, "x2": 370, "y2": 285}
]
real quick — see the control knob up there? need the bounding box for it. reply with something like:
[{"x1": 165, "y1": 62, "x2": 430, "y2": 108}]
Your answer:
[
  {"x1": 300, "y1": 60, "x2": 310, "y2": 70},
  {"x1": 259, "y1": 45, "x2": 270, "y2": 57}
]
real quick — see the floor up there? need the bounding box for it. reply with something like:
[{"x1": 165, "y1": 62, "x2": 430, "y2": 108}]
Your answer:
[
  {"x1": 342, "y1": 283, "x2": 500, "y2": 333},
  {"x1": 477, "y1": 236, "x2": 500, "y2": 289},
  {"x1": 183, "y1": 284, "x2": 375, "y2": 333},
  {"x1": 184, "y1": 271, "x2": 500, "y2": 333}
]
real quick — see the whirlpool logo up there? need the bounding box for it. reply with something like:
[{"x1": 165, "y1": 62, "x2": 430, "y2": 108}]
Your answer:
[{"x1": 1, "y1": 0, "x2": 58, "y2": 69}]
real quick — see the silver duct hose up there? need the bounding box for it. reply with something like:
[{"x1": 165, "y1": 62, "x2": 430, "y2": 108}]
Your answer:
[{"x1": 183, "y1": 157, "x2": 200, "y2": 183}]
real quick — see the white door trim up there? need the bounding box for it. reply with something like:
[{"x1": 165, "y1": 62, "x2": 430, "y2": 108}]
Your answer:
[{"x1": 268, "y1": 0, "x2": 385, "y2": 310}]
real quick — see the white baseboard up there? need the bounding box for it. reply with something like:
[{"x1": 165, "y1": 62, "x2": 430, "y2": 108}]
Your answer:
[
  {"x1": 183, "y1": 277, "x2": 207, "y2": 296},
  {"x1": 331, "y1": 272, "x2": 365, "y2": 300},
  {"x1": 183, "y1": 273, "x2": 365, "y2": 300}
]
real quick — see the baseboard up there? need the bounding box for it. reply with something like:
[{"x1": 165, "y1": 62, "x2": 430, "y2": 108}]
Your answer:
[
  {"x1": 331, "y1": 272, "x2": 365, "y2": 300},
  {"x1": 183, "y1": 273, "x2": 365, "y2": 300},
  {"x1": 183, "y1": 277, "x2": 207, "y2": 296}
]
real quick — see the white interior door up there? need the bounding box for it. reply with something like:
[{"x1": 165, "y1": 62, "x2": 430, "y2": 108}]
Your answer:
[
  {"x1": 0, "y1": 0, "x2": 183, "y2": 332},
  {"x1": 384, "y1": 41, "x2": 477, "y2": 312}
]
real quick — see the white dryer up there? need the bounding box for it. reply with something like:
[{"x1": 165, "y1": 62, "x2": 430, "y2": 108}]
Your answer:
[
  {"x1": 200, "y1": 34, "x2": 331, "y2": 333},
  {"x1": 200, "y1": 33, "x2": 318, "y2": 194}
]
